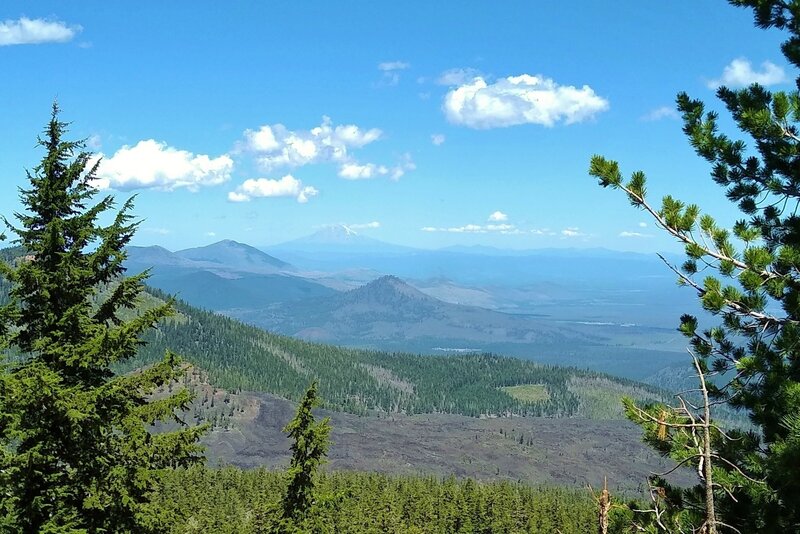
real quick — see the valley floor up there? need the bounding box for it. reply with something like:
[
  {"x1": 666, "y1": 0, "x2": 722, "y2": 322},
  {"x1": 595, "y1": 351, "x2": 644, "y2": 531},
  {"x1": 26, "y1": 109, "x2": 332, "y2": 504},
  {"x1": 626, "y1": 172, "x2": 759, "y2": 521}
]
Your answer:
[{"x1": 203, "y1": 391, "x2": 692, "y2": 493}]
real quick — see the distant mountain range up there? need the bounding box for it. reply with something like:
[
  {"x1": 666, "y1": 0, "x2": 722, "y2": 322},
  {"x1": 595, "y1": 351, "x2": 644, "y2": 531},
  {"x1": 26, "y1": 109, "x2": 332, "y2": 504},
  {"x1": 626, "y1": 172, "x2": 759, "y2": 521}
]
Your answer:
[
  {"x1": 128, "y1": 239, "x2": 292, "y2": 275},
  {"x1": 122, "y1": 233, "x2": 695, "y2": 381},
  {"x1": 231, "y1": 274, "x2": 576, "y2": 344},
  {"x1": 125, "y1": 240, "x2": 333, "y2": 310},
  {"x1": 0, "y1": 244, "x2": 697, "y2": 488},
  {"x1": 176, "y1": 239, "x2": 291, "y2": 272}
]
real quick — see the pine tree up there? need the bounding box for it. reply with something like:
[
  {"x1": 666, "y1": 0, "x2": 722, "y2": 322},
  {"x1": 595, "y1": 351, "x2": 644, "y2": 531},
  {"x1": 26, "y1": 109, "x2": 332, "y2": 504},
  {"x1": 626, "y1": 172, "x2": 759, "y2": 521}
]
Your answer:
[
  {"x1": 282, "y1": 380, "x2": 331, "y2": 522},
  {"x1": 590, "y1": 1, "x2": 800, "y2": 530},
  {"x1": 0, "y1": 105, "x2": 206, "y2": 532}
]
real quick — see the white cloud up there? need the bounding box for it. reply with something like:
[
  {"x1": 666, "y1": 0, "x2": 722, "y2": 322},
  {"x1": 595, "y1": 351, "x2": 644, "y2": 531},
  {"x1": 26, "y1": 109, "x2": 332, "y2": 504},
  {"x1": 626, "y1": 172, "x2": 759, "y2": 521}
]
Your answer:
[
  {"x1": 619, "y1": 231, "x2": 652, "y2": 238},
  {"x1": 245, "y1": 125, "x2": 280, "y2": 151},
  {"x1": 531, "y1": 228, "x2": 556, "y2": 236},
  {"x1": 708, "y1": 58, "x2": 788, "y2": 88},
  {"x1": 338, "y1": 162, "x2": 389, "y2": 180},
  {"x1": 90, "y1": 140, "x2": 233, "y2": 192},
  {"x1": 296, "y1": 187, "x2": 318, "y2": 203},
  {"x1": 240, "y1": 118, "x2": 413, "y2": 181},
  {"x1": 241, "y1": 117, "x2": 382, "y2": 171},
  {"x1": 561, "y1": 227, "x2": 585, "y2": 237},
  {"x1": 443, "y1": 74, "x2": 609, "y2": 129},
  {"x1": 206, "y1": 232, "x2": 217, "y2": 237},
  {"x1": 421, "y1": 222, "x2": 519, "y2": 234},
  {"x1": 431, "y1": 134, "x2": 446, "y2": 146},
  {"x1": 638, "y1": 222, "x2": 648, "y2": 228},
  {"x1": 346, "y1": 221, "x2": 381, "y2": 230},
  {"x1": 437, "y1": 68, "x2": 481, "y2": 86},
  {"x1": 0, "y1": 17, "x2": 80, "y2": 45},
  {"x1": 228, "y1": 175, "x2": 318, "y2": 203},
  {"x1": 488, "y1": 211, "x2": 508, "y2": 222},
  {"x1": 641, "y1": 106, "x2": 678, "y2": 121},
  {"x1": 338, "y1": 154, "x2": 414, "y2": 181},
  {"x1": 333, "y1": 124, "x2": 382, "y2": 147},
  {"x1": 486, "y1": 224, "x2": 515, "y2": 232}
]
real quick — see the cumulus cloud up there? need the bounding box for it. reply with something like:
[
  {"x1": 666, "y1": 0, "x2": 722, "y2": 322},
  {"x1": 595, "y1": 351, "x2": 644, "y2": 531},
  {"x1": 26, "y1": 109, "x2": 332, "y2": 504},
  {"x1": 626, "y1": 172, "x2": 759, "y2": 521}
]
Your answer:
[
  {"x1": 90, "y1": 140, "x2": 233, "y2": 192},
  {"x1": 708, "y1": 58, "x2": 788, "y2": 88},
  {"x1": 337, "y1": 154, "x2": 415, "y2": 181},
  {"x1": 241, "y1": 117, "x2": 382, "y2": 170},
  {"x1": 338, "y1": 162, "x2": 389, "y2": 180},
  {"x1": 443, "y1": 74, "x2": 609, "y2": 129},
  {"x1": 619, "y1": 231, "x2": 652, "y2": 238},
  {"x1": 431, "y1": 134, "x2": 446, "y2": 146},
  {"x1": 245, "y1": 125, "x2": 280, "y2": 151},
  {"x1": 638, "y1": 222, "x2": 648, "y2": 228},
  {"x1": 227, "y1": 175, "x2": 318, "y2": 203},
  {"x1": 488, "y1": 211, "x2": 508, "y2": 222},
  {"x1": 641, "y1": 106, "x2": 678, "y2": 121},
  {"x1": 240, "y1": 118, "x2": 414, "y2": 181},
  {"x1": 0, "y1": 17, "x2": 80, "y2": 45},
  {"x1": 297, "y1": 188, "x2": 319, "y2": 203}
]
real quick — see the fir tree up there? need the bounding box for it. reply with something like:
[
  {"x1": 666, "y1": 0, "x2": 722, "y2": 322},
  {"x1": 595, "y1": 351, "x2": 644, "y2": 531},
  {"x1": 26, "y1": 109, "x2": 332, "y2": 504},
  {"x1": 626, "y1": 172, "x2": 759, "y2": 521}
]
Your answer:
[
  {"x1": 0, "y1": 105, "x2": 206, "y2": 532},
  {"x1": 282, "y1": 381, "x2": 331, "y2": 522},
  {"x1": 590, "y1": 1, "x2": 800, "y2": 530}
]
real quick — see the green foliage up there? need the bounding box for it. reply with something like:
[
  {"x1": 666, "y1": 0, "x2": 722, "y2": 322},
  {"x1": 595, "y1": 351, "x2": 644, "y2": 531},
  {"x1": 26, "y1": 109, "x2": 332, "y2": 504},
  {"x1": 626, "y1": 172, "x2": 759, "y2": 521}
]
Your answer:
[
  {"x1": 146, "y1": 465, "x2": 624, "y2": 533},
  {"x1": 0, "y1": 106, "x2": 205, "y2": 532},
  {"x1": 117, "y1": 292, "x2": 665, "y2": 419},
  {"x1": 590, "y1": 1, "x2": 800, "y2": 530},
  {"x1": 281, "y1": 381, "x2": 332, "y2": 522},
  {"x1": 500, "y1": 384, "x2": 550, "y2": 402}
]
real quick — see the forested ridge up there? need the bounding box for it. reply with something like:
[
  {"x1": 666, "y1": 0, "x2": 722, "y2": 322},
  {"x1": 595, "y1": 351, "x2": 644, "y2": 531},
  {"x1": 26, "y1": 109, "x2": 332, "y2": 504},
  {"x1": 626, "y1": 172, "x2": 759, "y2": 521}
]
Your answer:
[
  {"x1": 0, "y1": 252, "x2": 665, "y2": 419},
  {"x1": 145, "y1": 466, "x2": 626, "y2": 533},
  {"x1": 132, "y1": 287, "x2": 666, "y2": 418}
]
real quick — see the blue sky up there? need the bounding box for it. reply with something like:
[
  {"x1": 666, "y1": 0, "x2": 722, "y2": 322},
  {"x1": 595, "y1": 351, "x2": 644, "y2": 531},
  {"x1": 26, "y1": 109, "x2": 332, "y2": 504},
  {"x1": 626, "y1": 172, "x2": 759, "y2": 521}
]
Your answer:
[{"x1": 0, "y1": 2, "x2": 794, "y2": 252}]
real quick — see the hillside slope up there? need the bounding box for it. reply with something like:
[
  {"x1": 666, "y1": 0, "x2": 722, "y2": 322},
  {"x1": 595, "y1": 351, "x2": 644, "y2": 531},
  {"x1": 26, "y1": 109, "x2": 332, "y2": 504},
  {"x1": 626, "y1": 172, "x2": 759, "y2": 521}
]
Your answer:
[
  {"x1": 175, "y1": 239, "x2": 292, "y2": 272},
  {"x1": 227, "y1": 275, "x2": 608, "y2": 346},
  {"x1": 127, "y1": 286, "x2": 664, "y2": 418},
  {"x1": 0, "y1": 245, "x2": 664, "y2": 419},
  {"x1": 174, "y1": 367, "x2": 690, "y2": 490}
]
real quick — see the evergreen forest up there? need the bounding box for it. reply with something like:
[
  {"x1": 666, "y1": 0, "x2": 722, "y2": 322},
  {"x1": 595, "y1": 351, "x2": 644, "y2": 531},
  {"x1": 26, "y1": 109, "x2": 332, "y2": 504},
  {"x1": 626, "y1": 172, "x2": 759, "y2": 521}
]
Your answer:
[{"x1": 4, "y1": 1, "x2": 800, "y2": 532}]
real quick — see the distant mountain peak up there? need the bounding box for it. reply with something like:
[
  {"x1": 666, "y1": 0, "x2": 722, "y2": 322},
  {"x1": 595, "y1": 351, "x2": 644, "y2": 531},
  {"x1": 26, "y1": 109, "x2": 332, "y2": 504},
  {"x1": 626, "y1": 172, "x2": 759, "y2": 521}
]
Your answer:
[
  {"x1": 207, "y1": 238, "x2": 256, "y2": 249},
  {"x1": 334, "y1": 224, "x2": 359, "y2": 236},
  {"x1": 312, "y1": 224, "x2": 366, "y2": 242},
  {"x1": 345, "y1": 275, "x2": 435, "y2": 305},
  {"x1": 370, "y1": 274, "x2": 403, "y2": 286},
  {"x1": 175, "y1": 240, "x2": 291, "y2": 272}
]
